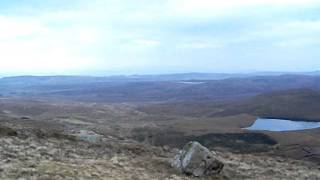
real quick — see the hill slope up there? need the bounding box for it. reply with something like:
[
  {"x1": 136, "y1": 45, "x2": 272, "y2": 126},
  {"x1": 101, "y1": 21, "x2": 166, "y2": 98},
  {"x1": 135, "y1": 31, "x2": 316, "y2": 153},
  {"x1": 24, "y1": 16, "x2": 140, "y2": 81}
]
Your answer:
[{"x1": 216, "y1": 89, "x2": 320, "y2": 121}]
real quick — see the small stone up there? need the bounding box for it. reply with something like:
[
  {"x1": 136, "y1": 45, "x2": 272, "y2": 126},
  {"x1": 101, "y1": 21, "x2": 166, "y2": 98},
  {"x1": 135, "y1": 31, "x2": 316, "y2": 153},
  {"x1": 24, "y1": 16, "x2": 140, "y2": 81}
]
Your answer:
[
  {"x1": 25, "y1": 161, "x2": 37, "y2": 168},
  {"x1": 110, "y1": 156, "x2": 120, "y2": 165},
  {"x1": 29, "y1": 142, "x2": 37, "y2": 149},
  {"x1": 38, "y1": 174, "x2": 51, "y2": 180},
  {"x1": 72, "y1": 130, "x2": 103, "y2": 143},
  {"x1": 84, "y1": 171, "x2": 92, "y2": 177},
  {"x1": 163, "y1": 145, "x2": 170, "y2": 152},
  {"x1": 47, "y1": 149, "x2": 58, "y2": 156},
  {"x1": 53, "y1": 175, "x2": 64, "y2": 180}
]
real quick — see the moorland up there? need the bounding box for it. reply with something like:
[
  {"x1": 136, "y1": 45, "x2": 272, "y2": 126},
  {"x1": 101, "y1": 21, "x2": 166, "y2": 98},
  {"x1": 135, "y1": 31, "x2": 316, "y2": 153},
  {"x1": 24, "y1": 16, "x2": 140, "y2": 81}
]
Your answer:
[{"x1": 0, "y1": 73, "x2": 320, "y2": 179}]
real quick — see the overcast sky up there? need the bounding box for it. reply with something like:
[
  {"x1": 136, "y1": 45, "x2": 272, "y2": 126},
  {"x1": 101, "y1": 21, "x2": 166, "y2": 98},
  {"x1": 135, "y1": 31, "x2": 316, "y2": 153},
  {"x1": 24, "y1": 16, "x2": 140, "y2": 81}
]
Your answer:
[{"x1": 0, "y1": 0, "x2": 320, "y2": 75}]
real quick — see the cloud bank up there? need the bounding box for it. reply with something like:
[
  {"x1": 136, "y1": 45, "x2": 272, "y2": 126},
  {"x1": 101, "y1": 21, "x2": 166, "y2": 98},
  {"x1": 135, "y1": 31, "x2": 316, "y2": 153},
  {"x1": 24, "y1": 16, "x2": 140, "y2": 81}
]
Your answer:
[{"x1": 0, "y1": 0, "x2": 320, "y2": 75}]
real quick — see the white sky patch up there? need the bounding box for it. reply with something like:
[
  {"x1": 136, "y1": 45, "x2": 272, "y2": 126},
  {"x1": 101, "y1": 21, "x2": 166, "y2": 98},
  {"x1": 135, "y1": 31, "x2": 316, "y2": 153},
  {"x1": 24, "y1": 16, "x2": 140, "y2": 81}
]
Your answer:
[
  {"x1": 275, "y1": 37, "x2": 320, "y2": 48},
  {"x1": 0, "y1": 16, "x2": 47, "y2": 40},
  {"x1": 0, "y1": 15, "x2": 98, "y2": 74},
  {"x1": 0, "y1": 38, "x2": 93, "y2": 72},
  {"x1": 177, "y1": 42, "x2": 223, "y2": 49},
  {"x1": 134, "y1": 39, "x2": 160, "y2": 46},
  {"x1": 74, "y1": 28, "x2": 100, "y2": 44},
  {"x1": 281, "y1": 21, "x2": 320, "y2": 34},
  {"x1": 168, "y1": 0, "x2": 318, "y2": 19},
  {"x1": 246, "y1": 20, "x2": 320, "y2": 42}
]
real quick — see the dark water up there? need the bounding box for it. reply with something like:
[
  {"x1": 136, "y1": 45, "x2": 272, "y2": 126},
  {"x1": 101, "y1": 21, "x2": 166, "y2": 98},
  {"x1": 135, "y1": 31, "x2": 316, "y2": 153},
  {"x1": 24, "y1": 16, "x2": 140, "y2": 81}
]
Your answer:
[{"x1": 245, "y1": 118, "x2": 320, "y2": 131}]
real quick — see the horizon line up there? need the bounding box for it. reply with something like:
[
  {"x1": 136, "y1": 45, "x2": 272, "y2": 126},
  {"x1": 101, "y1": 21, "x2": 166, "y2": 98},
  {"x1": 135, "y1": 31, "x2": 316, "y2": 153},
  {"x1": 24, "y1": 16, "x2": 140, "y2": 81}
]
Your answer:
[{"x1": 1, "y1": 70, "x2": 320, "y2": 79}]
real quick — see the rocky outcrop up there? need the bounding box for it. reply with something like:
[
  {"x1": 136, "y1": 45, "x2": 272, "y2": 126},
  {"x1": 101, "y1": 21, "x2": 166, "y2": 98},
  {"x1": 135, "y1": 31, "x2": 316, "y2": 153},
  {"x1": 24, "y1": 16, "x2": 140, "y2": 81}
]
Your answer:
[
  {"x1": 71, "y1": 130, "x2": 103, "y2": 143},
  {"x1": 170, "y1": 141, "x2": 224, "y2": 177}
]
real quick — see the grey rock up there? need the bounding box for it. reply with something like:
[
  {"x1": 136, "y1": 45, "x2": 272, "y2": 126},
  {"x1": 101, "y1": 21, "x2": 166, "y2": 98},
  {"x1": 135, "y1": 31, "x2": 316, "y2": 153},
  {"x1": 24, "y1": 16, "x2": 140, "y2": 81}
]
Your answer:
[
  {"x1": 38, "y1": 174, "x2": 51, "y2": 180},
  {"x1": 170, "y1": 141, "x2": 224, "y2": 177},
  {"x1": 163, "y1": 145, "x2": 170, "y2": 152},
  {"x1": 71, "y1": 130, "x2": 103, "y2": 143}
]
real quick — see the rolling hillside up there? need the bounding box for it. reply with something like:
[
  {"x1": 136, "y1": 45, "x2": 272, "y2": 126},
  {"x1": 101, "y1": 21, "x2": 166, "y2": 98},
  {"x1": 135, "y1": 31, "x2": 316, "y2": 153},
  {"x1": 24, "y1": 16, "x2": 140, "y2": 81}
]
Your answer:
[
  {"x1": 1, "y1": 75, "x2": 320, "y2": 103},
  {"x1": 216, "y1": 89, "x2": 320, "y2": 121}
]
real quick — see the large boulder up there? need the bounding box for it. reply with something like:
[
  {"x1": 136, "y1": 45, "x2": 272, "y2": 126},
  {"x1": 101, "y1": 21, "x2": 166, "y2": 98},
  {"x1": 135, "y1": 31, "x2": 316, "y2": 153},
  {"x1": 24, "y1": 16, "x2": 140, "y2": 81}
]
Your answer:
[{"x1": 170, "y1": 141, "x2": 224, "y2": 177}]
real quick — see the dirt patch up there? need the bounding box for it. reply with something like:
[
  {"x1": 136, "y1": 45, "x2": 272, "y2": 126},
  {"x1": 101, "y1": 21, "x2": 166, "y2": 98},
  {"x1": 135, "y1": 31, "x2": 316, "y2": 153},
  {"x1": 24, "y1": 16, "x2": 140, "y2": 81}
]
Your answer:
[{"x1": 0, "y1": 125, "x2": 17, "y2": 137}]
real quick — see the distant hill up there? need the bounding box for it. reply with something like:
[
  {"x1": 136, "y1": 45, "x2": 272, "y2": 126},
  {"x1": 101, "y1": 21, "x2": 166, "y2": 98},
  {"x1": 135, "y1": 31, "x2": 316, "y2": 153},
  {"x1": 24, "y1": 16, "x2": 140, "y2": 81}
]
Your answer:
[
  {"x1": 216, "y1": 89, "x2": 320, "y2": 121},
  {"x1": 2, "y1": 71, "x2": 320, "y2": 83},
  {"x1": 1, "y1": 74, "x2": 320, "y2": 103}
]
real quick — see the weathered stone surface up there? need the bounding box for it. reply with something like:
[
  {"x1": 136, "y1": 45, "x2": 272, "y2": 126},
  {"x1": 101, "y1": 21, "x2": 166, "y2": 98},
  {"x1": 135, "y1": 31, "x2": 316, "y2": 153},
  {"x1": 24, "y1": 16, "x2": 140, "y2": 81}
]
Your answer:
[{"x1": 170, "y1": 141, "x2": 224, "y2": 177}]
